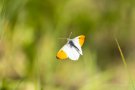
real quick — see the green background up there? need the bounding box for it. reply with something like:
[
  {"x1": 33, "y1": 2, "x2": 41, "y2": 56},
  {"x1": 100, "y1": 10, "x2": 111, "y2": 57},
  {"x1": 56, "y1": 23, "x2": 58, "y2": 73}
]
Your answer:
[{"x1": 0, "y1": 0, "x2": 135, "y2": 90}]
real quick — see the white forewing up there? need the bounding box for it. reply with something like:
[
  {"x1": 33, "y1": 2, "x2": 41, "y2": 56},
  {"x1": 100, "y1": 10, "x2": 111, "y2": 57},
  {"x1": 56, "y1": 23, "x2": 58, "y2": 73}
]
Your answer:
[
  {"x1": 72, "y1": 37, "x2": 83, "y2": 55},
  {"x1": 62, "y1": 44, "x2": 80, "y2": 60}
]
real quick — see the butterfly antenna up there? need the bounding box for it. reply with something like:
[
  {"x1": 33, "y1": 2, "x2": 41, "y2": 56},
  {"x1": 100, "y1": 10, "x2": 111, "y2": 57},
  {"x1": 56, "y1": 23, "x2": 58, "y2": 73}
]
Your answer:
[
  {"x1": 58, "y1": 32, "x2": 72, "y2": 41},
  {"x1": 68, "y1": 32, "x2": 72, "y2": 38},
  {"x1": 66, "y1": 32, "x2": 72, "y2": 41}
]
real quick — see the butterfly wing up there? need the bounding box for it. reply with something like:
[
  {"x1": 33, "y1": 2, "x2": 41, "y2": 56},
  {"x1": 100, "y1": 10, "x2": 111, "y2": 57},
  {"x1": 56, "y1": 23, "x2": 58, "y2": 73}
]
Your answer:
[
  {"x1": 72, "y1": 35, "x2": 85, "y2": 55},
  {"x1": 65, "y1": 44, "x2": 80, "y2": 60},
  {"x1": 56, "y1": 44, "x2": 80, "y2": 60},
  {"x1": 56, "y1": 45, "x2": 68, "y2": 60}
]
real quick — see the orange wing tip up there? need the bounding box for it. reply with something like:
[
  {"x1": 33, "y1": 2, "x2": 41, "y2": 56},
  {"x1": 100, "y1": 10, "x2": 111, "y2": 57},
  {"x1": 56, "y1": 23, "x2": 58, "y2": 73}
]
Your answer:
[
  {"x1": 79, "y1": 35, "x2": 85, "y2": 47},
  {"x1": 56, "y1": 50, "x2": 68, "y2": 60}
]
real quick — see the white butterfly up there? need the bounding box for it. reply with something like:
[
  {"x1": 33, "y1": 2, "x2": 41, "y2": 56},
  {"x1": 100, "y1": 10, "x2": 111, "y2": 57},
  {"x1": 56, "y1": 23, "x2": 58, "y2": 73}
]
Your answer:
[{"x1": 56, "y1": 35, "x2": 85, "y2": 60}]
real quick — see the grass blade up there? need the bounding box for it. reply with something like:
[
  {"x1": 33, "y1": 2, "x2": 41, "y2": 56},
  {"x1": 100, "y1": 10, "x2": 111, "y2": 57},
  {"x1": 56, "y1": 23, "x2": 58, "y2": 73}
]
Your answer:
[{"x1": 115, "y1": 38, "x2": 135, "y2": 90}]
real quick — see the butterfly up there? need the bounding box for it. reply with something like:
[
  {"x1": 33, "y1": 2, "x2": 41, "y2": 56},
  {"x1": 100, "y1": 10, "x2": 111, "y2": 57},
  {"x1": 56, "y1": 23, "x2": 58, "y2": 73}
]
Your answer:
[{"x1": 56, "y1": 35, "x2": 85, "y2": 60}]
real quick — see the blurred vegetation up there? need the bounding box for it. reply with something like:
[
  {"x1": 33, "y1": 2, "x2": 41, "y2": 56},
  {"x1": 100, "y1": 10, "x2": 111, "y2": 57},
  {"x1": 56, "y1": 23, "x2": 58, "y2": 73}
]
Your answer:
[{"x1": 0, "y1": 0, "x2": 135, "y2": 90}]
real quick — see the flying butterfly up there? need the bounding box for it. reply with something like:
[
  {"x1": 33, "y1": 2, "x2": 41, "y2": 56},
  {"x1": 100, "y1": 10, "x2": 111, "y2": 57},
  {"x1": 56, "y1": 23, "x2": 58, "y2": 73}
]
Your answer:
[{"x1": 56, "y1": 33, "x2": 85, "y2": 60}]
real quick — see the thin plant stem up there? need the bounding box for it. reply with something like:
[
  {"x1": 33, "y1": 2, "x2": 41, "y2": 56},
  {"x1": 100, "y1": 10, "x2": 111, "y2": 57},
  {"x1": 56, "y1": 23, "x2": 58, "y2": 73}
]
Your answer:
[{"x1": 115, "y1": 38, "x2": 135, "y2": 90}]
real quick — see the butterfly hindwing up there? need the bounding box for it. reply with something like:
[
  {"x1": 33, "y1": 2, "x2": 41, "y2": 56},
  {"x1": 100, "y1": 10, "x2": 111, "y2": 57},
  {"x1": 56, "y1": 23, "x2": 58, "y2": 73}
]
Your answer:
[{"x1": 65, "y1": 44, "x2": 80, "y2": 60}]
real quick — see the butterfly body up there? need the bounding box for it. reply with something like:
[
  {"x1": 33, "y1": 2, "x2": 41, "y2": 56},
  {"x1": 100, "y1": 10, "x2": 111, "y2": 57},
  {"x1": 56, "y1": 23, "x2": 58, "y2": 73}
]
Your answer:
[{"x1": 56, "y1": 35, "x2": 85, "y2": 60}]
